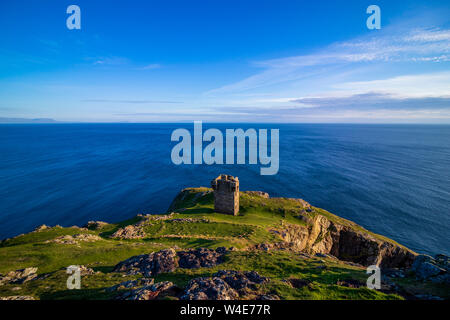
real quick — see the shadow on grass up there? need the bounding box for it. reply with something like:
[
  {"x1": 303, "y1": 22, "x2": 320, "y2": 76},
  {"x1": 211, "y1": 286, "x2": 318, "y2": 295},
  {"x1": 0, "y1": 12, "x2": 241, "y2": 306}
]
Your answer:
[
  {"x1": 40, "y1": 288, "x2": 113, "y2": 300},
  {"x1": 92, "y1": 265, "x2": 115, "y2": 273}
]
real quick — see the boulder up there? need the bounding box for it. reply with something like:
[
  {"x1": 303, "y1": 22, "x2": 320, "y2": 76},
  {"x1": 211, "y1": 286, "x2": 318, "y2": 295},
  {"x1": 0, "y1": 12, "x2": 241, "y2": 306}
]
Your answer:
[
  {"x1": 0, "y1": 295, "x2": 35, "y2": 300},
  {"x1": 213, "y1": 270, "x2": 268, "y2": 291},
  {"x1": 0, "y1": 267, "x2": 38, "y2": 285},
  {"x1": 106, "y1": 278, "x2": 154, "y2": 292},
  {"x1": 178, "y1": 248, "x2": 226, "y2": 269},
  {"x1": 111, "y1": 225, "x2": 145, "y2": 239},
  {"x1": 46, "y1": 234, "x2": 102, "y2": 244},
  {"x1": 181, "y1": 277, "x2": 239, "y2": 300},
  {"x1": 84, "y1": 221, "x2": 108, "y2": 230},
  {"x1": 115, "y1": 281, "x2": 179, "y2": 300},
  {"x1": 411, "y1": 254, "x2": 449, "y2": 283},
  {"x1": 113, "y1": 248, "x2": 178, "y2": 277},
  {"x1": 33, "y1": 225, "x2": 50, "y2": 232}
]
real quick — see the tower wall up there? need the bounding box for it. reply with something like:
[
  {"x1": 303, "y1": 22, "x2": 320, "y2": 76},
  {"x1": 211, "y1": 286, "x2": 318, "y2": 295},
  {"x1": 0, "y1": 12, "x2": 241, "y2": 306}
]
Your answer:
[{"x1": 211, "y1": 175, "x2": 239, "y2": 215}]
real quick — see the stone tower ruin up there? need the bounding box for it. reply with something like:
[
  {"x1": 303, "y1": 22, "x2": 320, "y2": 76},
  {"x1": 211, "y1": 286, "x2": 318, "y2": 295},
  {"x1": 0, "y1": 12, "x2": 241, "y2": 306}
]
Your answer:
[{"x1": 211, "y1": 174, "x2": 239, "y2": 215}]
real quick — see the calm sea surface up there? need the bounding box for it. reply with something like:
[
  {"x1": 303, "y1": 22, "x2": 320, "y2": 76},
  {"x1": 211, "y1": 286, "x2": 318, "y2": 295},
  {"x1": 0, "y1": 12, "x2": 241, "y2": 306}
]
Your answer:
[{"x1": 0, "y1": 123, "x2": 449, "y2": 255}]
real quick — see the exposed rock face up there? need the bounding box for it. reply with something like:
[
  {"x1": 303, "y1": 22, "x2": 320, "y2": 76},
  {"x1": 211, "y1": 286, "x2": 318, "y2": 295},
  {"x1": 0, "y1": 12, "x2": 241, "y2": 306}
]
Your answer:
[
  {"x1": 33, "y1": 225, "x2": 50, "y2": 232},
  {"x1": 106, "y1": 278, "x2": 155, "y2": 292},
  {"x1": 258, "y1": 294, "x2": 280, "y2": 300},
  {"x1": 113, "y1": 248, "x2": 228, "y2": 277},
  {"x1": 181, "y1": 277, "x2": 239, "y2": 300},
  {"x1": 331, "y1": 227, "x2": 415, "y2": 268},
  {"x1": 113, "y1": 248, "x2": 178, "y2": 276},
  {"x1": 178, "y1": 248, "x2": 226, "y2": 268},
  {"x1": 271, "y1": 213, "x2": 416, "y2": 268},
  {"x1": 111, "y1": 225, "x2": 145, "y2": 239},
  {"x1": 410, "y1": 254, "x2": 449, "y2": 284},
  {"x1": 213, "y1": 270, "x2": 268, "y2": 294},
  {"x1": 115, "y1": 281, "x2": 180, "y2": 300},
  {"x1": 181, "y1": 270, "x2": 268, "y2": 300},
  {"x1": 84, "y1": 221, "x2": 108, "y2": 230},
  {"x1": 46, "y1": 234, "x2": 102, "y2": 244},
  {"x1": 77, "y1": 265, "x2": 96, "y2": 276},
  {"x1": 0, "y1": 295, "x2": 35, "y2": 300},
  {"x1": 0, "y1": 267, "x2": 38, "y2": 285}
]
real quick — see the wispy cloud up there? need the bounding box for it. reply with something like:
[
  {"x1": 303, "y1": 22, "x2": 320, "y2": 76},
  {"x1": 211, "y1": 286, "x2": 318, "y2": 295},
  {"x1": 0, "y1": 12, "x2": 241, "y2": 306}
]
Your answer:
[
  {"x1": 81, "y1": 99, "x2": 181, "y2": 104},
  {"x1": 87, "y1": 57, "x2": 162, "y2": 70},
  {"x1": 207, "y1": 27, "x2": 450, "y2": 95},
  {"x1": 332, "y1": 72, "x2": 450, "y2": 98},
  {"x1": 290, "y1": 92, "x2": 450, "y2": 110}
]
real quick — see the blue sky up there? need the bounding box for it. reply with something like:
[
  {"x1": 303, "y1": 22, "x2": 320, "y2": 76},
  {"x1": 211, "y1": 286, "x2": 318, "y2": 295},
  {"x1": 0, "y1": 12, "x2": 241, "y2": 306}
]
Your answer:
[{"x1": 0, "y1": 0, "x2": 449, "y2": 123}]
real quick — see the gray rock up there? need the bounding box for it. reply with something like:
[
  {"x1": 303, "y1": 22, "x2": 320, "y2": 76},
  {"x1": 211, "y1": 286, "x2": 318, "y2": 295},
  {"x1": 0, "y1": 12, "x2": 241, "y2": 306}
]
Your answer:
[
  {"x1": 106, "y1": 278, "x2": 154, "y2": 292},
  {"x1": 411, "y1": 254, "x2": 447, "y2": 282},
  {"x1": 181, "y1": 277, "x2": 239, "y2": 300},
  {"x1": 115, "y1": 281, "x2": 179, "y2": 300},
  {"x1": 177, "y1": 248, "x2": 226, "y2": 269},
  {"x1": 0, "y1": 295, "x2": 35, "y2": 300},
  {"x1": 113, "y1": 248, "x2": 178, "y2": 277},
  {"x1": 0, "y1": 267, "x2": 38, "y2": 285},
  {"x1": 213, "y1": 270, "x2": 268, "y2": 291}
]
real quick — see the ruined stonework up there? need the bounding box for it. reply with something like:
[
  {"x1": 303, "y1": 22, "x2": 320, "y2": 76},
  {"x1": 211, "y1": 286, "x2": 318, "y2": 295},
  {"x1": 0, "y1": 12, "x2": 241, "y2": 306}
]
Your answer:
[{"x1": 211, "y1": 175, "x2": 239, "y2": 215}]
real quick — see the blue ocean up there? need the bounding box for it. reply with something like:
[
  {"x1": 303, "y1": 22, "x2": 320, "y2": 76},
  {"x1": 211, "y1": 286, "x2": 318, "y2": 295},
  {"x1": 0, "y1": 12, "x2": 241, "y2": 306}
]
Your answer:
[{"x1": 0, "y1": 123, "x2": 449, "y2": 256}]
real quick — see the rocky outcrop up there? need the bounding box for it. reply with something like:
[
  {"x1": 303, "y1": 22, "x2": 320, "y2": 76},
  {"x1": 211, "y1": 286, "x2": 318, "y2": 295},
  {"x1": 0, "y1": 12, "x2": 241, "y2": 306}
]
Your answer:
[
  {"x1": 106, "y1": 278, "x2": 155, "y2": 292},
  {"x1": 113, "y1": 248, "x2": 228, "y2": 276},
  {"x1": 181, "y1": 270, "x2": 268, "y2": 300},
  {"x1": 77, "y1": 265, "x2": 96, "y2": 276},
  {"x1": 113, "y1": 248, "x2": 178, "y2": 276},
  {"x1": 109, "y1": 267, "x2": 269, "y2": 300},
  {"x1": 181, "y1": 277, "x2": 239, "y2": 300},
  {"x1": 410, "y1": 254, "x2": 449, "y2": 284},
  {"x1": 0, "y1": 267, "x2": 38, "y2": 285},
  {"x1": 115, "y1": 281, "x2": 180, "y2": 300},
  {"x1": 178, "y1": 248, "x2": 226, "y2": 268},
  {"x1": 271, "y1": 214, "x2": 416, "y2": 268},
  {"x1": 0, "y1": 295, "x2": 35, "y2": 300},
  {"x1": 111, "y1": 225, "x2": 145, "y2": 239},
  {"x1": 33, "y1": 225, "x2": 50, "y2": 232},
  {"x1": 46, "y1": 234, "x2": 102, "y2": 244},
  {"x1": 84, "y1": 221, "x2": 108, "y2": 230},
  {"x1": 213, "y1": 270, "x2": 268, "y2": 294}
]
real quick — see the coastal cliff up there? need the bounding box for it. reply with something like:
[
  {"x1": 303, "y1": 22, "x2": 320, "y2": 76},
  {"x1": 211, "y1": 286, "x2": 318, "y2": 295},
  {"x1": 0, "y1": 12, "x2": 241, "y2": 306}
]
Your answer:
[{"x1": 0, "y1": 187, "x2": 447, "y2": 300}]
